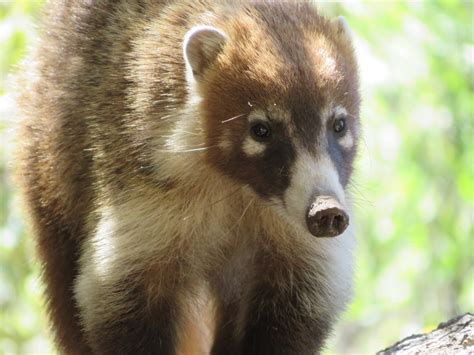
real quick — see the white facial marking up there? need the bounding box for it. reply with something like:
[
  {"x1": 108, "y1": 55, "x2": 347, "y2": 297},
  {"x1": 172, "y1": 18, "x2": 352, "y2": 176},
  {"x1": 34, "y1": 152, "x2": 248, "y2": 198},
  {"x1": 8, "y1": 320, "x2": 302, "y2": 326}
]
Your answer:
[
  {"x1": 243, "y1": 110, "x2": 269, "y2": 156},
  {"x1": 242, "y1": 137, "x2": 266, "y2": 156},
  {"x1": 334, "y1": 105, "x2": 347, "y2": 118},
  {"x1": 339, "y1": 132, "x2": 354, "y2": 150},
  {"x1": 333, "y1": 105, "x2": 354, "y2": 150},
  {"x1": 247, "y1": 109, "x2": 267, "y2": 122},
  {"x1": 284, "y1": 152, "x2": 345, "y2": 229}
]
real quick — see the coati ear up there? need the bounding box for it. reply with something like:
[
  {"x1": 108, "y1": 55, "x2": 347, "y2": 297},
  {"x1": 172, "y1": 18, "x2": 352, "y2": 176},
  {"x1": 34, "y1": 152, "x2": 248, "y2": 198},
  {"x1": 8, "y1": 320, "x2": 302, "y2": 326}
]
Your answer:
[
  {"x1": 183, "y1": 25, "x2": 227, "y2": 81},
  {"x1": 331, "y1": 16, "x2": 353, "y2": 41}
]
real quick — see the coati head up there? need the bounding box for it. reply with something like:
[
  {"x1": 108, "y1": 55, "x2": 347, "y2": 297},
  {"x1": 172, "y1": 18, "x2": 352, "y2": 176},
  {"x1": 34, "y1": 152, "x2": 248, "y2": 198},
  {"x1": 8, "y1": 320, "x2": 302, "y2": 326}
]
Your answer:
[{"x1": 183, "y1": 3, "x2": 360, "y2": 238}]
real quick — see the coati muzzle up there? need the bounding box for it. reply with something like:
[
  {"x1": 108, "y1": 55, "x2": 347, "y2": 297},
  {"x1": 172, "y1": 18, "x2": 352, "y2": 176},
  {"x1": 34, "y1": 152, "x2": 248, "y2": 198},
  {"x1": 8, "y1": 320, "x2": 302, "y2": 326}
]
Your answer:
[{"x1": 306, "y1": 195, "x2": 349, "y2": 237}]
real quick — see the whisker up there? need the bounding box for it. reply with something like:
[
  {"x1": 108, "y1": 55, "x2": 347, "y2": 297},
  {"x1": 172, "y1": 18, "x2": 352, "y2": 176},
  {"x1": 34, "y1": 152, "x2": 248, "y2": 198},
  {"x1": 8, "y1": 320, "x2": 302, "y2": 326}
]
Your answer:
[
  {"x1": 348, "y1": 183, "x2": 374, "y2": 208},
  {"x1": 277, "y1": 166, "x2": 289, "y2": 177},
  {"x1": 221, "y1": 113, "x2": 246, "y2": 123},
  {"x1": 179, "y1": 130, "x2": 202, "y2": 136},
  {"x1": 209, "y1": 186, "x2": 243, "y2": 207},
  {"x1": 231, "y1": 197, "x2": 255, "y2": 231},
  {"x1": 155, "y1": 145, "x2": 217, "y2": 153}
]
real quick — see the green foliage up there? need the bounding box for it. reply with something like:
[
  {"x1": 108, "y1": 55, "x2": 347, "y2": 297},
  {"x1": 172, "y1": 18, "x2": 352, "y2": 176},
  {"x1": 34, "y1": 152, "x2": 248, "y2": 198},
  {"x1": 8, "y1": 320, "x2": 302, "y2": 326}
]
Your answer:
[
  {"x1": 1, "y1": 2, "x2": 54, "y2": 353},
  {"x1": 0, "y1": 1, "x2": 472, "y2": 354}
]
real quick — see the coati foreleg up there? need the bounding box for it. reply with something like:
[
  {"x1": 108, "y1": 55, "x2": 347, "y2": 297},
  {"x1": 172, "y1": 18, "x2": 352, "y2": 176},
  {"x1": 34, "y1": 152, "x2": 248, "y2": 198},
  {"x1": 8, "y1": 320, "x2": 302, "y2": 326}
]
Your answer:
[
  {"x1": 74, "y1": 217, "x2": 197, "y2": 355},
  {"x1": 211, "y1": 250, "x2": 334, "y2": 355},
  {"x1": 76, "y1": 269, "x2": 189, "y2": 355},
  {"x1": 239, "y1": 280, "x2": 332, "y2": 355},
  {"x1": 210, "y1": 298, "x2": 242, "y2": 354}
]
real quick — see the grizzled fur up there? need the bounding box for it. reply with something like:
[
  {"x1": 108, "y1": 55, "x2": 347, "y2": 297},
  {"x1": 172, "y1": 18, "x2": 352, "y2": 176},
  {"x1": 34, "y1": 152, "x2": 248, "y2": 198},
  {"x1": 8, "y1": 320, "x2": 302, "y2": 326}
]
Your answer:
[{"x1": 16, "y1": 1, "x2": 360, "y2": 354}]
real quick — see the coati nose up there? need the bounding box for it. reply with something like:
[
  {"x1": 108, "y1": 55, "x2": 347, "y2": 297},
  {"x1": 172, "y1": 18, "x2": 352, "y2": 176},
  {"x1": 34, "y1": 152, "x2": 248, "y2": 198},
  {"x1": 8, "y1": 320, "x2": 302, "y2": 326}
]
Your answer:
[{"x1": 306, "y1": 195, "x2": 349, "y2": 237}]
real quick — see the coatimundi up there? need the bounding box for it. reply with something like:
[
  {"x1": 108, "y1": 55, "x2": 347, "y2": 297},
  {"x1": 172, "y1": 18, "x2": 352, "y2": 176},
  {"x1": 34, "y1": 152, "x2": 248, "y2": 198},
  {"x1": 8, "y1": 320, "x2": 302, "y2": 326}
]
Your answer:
[{"x1": 16, "y1": 0, "x2": 360, "y2": 354}]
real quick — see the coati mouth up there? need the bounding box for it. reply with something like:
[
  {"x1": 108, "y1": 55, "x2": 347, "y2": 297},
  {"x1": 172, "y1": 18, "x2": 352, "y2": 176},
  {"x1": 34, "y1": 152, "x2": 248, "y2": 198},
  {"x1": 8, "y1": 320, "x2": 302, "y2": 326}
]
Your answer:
[{"x1": 306, "y1": 195, "x2": 349, "y2": 238}]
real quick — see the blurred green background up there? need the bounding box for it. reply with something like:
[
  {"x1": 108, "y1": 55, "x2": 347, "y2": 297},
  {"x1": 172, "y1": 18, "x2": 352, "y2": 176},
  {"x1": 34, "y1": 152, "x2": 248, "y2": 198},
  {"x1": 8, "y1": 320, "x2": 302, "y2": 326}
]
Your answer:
[{"x1": 0, "y1": 1, "x2": 472, "y2": 354}]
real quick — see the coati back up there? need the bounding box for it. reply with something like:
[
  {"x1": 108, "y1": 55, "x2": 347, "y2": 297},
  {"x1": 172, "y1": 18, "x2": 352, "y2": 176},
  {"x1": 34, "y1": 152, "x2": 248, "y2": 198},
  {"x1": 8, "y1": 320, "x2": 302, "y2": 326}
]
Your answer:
[{"x1": 16, "y1": 1, "x2": 360, "y2": 354}]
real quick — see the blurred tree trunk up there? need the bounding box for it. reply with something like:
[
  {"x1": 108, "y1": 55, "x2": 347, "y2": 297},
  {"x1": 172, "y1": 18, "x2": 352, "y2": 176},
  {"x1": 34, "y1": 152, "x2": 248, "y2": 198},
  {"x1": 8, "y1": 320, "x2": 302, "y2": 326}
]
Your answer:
[{"x1": 377, "y1": 313, "x2": 474, "y2": 354}]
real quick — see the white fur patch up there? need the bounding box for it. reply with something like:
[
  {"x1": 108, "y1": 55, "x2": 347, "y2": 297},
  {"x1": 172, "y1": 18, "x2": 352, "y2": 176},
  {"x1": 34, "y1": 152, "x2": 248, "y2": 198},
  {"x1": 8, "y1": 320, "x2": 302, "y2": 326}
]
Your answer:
[
  {"x1": 247, "y1": 109, "x2": 267, "y2": 122},
  {"x1": 334, "y1": 105, "x2": 347, "y2": 118},
  {"x1": 308, "y1": 215, "x2": 356, "y2": 313},
  {"x1": 339, "y1": 132, "x2": 354, "y2": 150},
  {"x1": 242, "y1": 109, "x2": 269, "y2": 156},
  {"x1": 89, "y1": 209, "x2": 117, "y2": 279},
  {"x1": 284, "y1": 152, "x2": 345, "y2": 229},
  {"x1": 242, "y1": 136, "x2": 266, "y2": 156},
  {"x1": 280, "y1": 150, "x2": 354, "y2": 314}
]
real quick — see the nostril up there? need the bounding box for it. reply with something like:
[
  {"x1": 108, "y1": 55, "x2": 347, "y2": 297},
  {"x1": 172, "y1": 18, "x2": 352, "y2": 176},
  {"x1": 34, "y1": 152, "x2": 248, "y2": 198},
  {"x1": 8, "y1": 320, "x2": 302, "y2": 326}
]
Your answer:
[
  {"x1": 319, "y1": 215, "x2": 330, "y2": 228},
  {"x1": 333, "y1": 214, "x2": 344, "y2": 230},
  {"x1": 318, "y1": 212, "x2": 341, "y2": 231},
  {"x1": 314, "y1": 209, "x2": 348, "y2": 237}
]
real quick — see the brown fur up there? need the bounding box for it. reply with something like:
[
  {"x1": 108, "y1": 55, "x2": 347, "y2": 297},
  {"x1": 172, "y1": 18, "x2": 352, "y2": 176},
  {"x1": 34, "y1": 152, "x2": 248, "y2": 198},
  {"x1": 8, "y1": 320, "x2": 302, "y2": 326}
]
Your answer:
[{"x1": 16, "y1": 1, "x2": 360, "y2": 354}]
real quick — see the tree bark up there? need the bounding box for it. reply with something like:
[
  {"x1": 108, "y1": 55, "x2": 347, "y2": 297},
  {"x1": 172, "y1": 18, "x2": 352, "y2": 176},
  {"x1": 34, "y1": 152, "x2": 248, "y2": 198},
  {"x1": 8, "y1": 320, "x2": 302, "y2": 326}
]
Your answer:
[{"x1": 378, "y1": 313, "x2": 474, "y2": 354}]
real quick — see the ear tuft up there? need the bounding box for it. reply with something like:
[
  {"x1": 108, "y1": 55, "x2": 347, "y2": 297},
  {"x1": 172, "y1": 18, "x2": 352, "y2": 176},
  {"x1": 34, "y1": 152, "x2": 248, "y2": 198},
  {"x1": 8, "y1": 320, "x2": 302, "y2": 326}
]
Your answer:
[
  {"x1": 183, "y1": 25, "x2": 227, "y2": 81},
  {"x1": 331, "y1": 16, "x2": 353, "y2": 41}
]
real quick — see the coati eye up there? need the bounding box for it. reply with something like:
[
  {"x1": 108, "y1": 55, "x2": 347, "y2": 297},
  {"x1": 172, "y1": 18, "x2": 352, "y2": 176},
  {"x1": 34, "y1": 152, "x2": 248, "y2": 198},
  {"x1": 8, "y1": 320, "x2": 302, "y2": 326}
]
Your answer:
[
  {"x1": 250, "y1": 121, "x2": 272, "y2": 141},
  {"x1": 333, "y1": 117, "x2": 347, "y2": 134}
]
